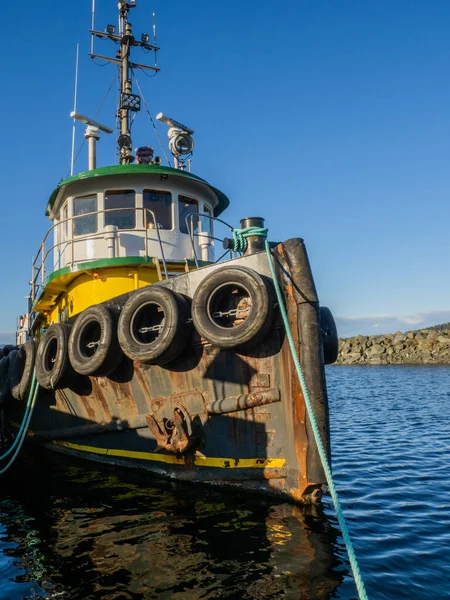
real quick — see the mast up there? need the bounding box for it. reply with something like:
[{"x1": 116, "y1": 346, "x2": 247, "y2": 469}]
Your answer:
[
  {"x1": 70, "y1": 44, "x2": 80, "y2": 176},
  {"x1": 89, "y1": 0, "x2": 160, "y2": 165},
  {"x1": 118, "y1": 5, "x2": 133, "y2": 164}
]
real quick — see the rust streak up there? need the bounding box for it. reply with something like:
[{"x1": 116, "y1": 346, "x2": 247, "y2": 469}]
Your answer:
[{"x1": 275, "y1": 245, "x2": 309, "y2": 501}]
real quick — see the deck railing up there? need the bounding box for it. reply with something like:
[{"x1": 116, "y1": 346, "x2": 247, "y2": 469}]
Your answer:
[
  {"x1": 30, "y1": 207, "x2": 169, "y2": 304},
  {"x1": 186, "y1": 213, "x2": 239, "y2": 267},
  {"x1": 28, "y1": 209, "x2": 239, "y2": 329}
]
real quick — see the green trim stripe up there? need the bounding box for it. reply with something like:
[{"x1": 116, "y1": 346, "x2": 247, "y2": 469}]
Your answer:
[
  {"x1": 46, "y1": 164, "x2": 230, "y2": 217},
  {"x1": 45, "y1": 255, "x2": 209, "y2": 286},
  {"x1": 32, "y1": 256, "x2": 211, "y2": 309},
  {"x1": 46, "y1": 256, "x2": 152, "y2": 285}
]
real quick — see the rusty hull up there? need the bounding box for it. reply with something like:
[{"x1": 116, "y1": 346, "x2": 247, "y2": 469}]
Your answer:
[{"x1": 27, "y1": 238, "x2": 330, "y2": 504}]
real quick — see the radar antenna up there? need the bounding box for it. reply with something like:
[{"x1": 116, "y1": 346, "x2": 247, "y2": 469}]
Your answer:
[{"x1": 89, "y1": 0, "x2": 160, "y2": 165}]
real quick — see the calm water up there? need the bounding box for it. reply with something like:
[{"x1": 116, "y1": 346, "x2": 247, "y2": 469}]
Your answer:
[{"x1": 1, "y1": 365, "x2": 450, "y2": 599}]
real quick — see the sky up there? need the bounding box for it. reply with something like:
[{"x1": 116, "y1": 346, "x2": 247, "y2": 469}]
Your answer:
[{"x1": 1, "y1": 0, "x2": 450, "y2": 340}]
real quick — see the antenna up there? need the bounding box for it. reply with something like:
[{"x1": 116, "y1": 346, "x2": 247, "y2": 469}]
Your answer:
[
  {"x1": 156, "y1": 113, "x2": 194, "y2": 135},
  {"x1": 70, "y1": 44, "x2": 80, "y2": 177},
  {"x1": 70, "y1": 112, "x2": 113, "y2": 134},
  {"x1": 89, "y1": 1, "x2": 161, "y2": 164},
  {"x1": 70, "y1": 112, "x2": 113, "y2": 170},
  {"x1": 91, "y1": 0, "x2": 95, "y2": 55},
  {"x1": 153, "y1": 12, "x2": 157, "y2": 65}
]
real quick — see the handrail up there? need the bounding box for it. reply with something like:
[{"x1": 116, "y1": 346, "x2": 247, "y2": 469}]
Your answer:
[
  {"x1": 143, "y1": 208, "x2": 168, "y2": 279},
  {"x1": 186, "y1": 212, "x2": 237, "y2": 267},
  {"x1": 30, "y1": 206, "x2": 173, "y2": 302}
]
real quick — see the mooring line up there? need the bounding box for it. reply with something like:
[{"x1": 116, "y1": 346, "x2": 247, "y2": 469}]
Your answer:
[
  {"x1": 264, "y1": 238, "x2": 368, "y2": 600},
  {"x1": 0, "y1": 372, "x2": 39, "y2": 475}
]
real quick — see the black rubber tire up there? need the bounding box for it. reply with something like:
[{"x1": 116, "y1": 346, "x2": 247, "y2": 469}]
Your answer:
[
  {"x1": 191, "y1": 266, "x2": 274, "y2": 351},
  {"x1": 319, "y1": 306, "x2": 339, "y2": 365},
  {"x1": 68, "y1": 305, "x2": 123, "y2": 376},
  {"x1": 2, "y1": 345, "x2": 16, "y2": 357},
  {"x1": 10, "y1": 341, "x2": 37, "y2": 401},
  {"x1": 0, "y1": 355, "x2": 11, "y2": 405},
  {"x1": 36, "y1": 324, "x2": 76, "y2": 389},
  {"x1": 118, "y1": 286, "x2": 191, "y2": 365},
  {"x1": 0, "y1": 351, "x2": 16, "y2": 405}
]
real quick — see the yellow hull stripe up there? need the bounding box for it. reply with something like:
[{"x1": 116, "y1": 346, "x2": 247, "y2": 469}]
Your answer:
[{"x1": 52, "y1": 440, "x2": 286, "y2": 469}]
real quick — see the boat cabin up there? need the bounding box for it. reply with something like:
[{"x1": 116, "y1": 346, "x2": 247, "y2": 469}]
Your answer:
[
  {"x1": 30, "y1": 165, "x2": 230, "y2": 328},
  {"x1": 47, "y1": 165, "x2": 229, "y2": 269}
]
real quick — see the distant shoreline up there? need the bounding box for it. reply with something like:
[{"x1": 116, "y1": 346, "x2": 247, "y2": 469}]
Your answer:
[
  {"x1": 330, "y1": 362, "x2": 450, "y2": 367},
  {"x1": 336, "y1": 328, "x2": 450, "y2": 365}
]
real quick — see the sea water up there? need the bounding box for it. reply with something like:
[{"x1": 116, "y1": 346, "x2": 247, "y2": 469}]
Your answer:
[{"x1": 1, "y1": 365, "x2": 450, "y2": 599}]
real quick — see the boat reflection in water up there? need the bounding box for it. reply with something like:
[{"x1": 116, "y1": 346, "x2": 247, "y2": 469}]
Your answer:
[{"x1": 0, "y1": 451, "x2": 344, "y2": 599}]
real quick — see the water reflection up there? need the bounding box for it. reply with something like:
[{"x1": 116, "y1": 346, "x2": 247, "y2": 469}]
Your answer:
[{"x1": 0, "y1": 450, "x2": 343, "y2": 599}]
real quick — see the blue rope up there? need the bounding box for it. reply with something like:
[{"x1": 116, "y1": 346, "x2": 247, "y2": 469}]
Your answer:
[
  {"x1": 0, "y1": 372, "x2": 37, "y2": 461},
  {"x1": 232, "y1": 226, "x2": 268, "y2": 253},
  {"x1": 265, "y1": 239, "x2": 368, "y2": 600},
  {"x1": 0, "y1": 371, "x2": 39, "y2": 475}
]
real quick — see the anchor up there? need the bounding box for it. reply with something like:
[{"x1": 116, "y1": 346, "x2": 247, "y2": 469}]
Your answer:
[{"x1": 146, "y1": 403, "x2": 205, "y2": 455}]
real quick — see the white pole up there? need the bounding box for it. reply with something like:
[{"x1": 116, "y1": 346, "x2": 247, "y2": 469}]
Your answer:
[
  {"x1": 70, "y1": 43, "x2": 80, "y2": 177},
  {"x1": 87, "y1": 134, "x2": 97, "y2": 170},
  {"x1": 91, "y1": 0, "x2": 95, "y2": 54}
]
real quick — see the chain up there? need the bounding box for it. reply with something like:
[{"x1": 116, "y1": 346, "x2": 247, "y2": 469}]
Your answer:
[
  {"x1": 137, "y1": 315, "x2": 193, "y2": 334},
  {"x1": 86, "y1": 341, "x2": 100, "y2": 349},
  {"x1": 139, "y1": 325, "x2": 163, "y2": 334},
  {"x1": 212, "y1": 307, "x2": 250, "y2": 319}
]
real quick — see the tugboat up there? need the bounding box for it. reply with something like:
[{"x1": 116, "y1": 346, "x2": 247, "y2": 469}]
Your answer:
[{"x1": 0, "y1": 0, "x2": 338, "y2": 503}]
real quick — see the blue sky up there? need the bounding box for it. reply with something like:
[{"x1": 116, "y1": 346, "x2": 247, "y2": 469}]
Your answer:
[{"x1": 1, "y1": 0, "x2": 450, "y2": 339}]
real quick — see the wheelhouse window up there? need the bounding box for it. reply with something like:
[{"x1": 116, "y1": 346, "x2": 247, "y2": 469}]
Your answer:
[
  {"x1": 179, "y1": 195, "x2": 199, "y2": 234},
  {"x1": 73, "y1": 195, "x2": 98, "y2": 237},
  {"x1": 143, "y1": 190, "x2": 172, "y2": 230},
  {"x1": 61, "y1": 202, "x2": 69, "y2": 241},
  {"x1": 104, "y1": 190, "x2": 135, "y2": 230}
]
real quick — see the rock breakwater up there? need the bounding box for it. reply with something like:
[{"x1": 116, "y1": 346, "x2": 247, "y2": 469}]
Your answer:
[{"x1": 336, "y1": 329, "x2": 450, "y2": 365}]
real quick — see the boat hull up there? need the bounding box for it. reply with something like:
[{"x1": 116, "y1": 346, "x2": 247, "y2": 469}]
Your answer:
[{"x1": 12, "y1": 239, "x2": 331, "y2": 504}]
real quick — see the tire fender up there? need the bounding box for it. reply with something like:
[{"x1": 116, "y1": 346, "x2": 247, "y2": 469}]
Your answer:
[
  {"x1": 10, "y1": 341, "x2": 37, "y2": 401},
  {"x1": 1, "y1": 345, "x2": 16, "y2": 358},
  {"x1": 68, "y1": 305, "x2": 123, "y2": 376},
  {"x1": 319, "y1": 306, "x2": 339, "y2": 365},
  {"x1": 0, "y1": 350, "x2": 17, "y2": 405},
  {"x1": 36, "y1": 324, "x2": 76, "y2": 389},
  {"x1": 191, "y1": 266, "x2": 274, "y2": 351},
  {"x1": 118, "y1": 286, "x2": 191, "y2": 365}
]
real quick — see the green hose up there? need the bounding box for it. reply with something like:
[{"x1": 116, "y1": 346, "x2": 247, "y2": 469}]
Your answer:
[{"x1": 0, "y1": 371, "x2": 39, "y2": 475}]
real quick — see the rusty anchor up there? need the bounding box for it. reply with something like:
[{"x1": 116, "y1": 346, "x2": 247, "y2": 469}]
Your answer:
[{"x1": 146, "y1": 404, "x2": 205, "y2": 455}]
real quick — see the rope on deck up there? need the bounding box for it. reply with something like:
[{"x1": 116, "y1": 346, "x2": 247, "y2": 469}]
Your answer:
[{"x1": 230, "y1": 226, "x2": 269, "y2": 253}]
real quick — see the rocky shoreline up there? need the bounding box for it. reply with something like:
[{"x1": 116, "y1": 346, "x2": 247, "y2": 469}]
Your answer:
[{"x1": 336, "y1": 329, "x2": 450, "y2": 365}]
